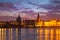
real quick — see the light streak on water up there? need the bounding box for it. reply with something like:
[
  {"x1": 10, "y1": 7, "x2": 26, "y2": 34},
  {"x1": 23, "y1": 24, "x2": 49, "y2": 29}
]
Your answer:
[{"x1": 0, "y1": 28, "x2": 60, "y2": 40}]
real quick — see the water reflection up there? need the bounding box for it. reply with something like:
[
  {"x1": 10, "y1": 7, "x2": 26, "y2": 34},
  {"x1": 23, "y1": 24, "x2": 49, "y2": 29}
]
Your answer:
[
  {"x1": 0, "y1": 28, "x2": 60, "y2": 40},
  {"x1": 37, "y1": 28, "x2": 60, "y2": 40}
]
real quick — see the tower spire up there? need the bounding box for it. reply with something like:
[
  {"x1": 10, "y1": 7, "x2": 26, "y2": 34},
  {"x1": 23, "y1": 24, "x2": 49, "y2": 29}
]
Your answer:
[
  {"x1": 35, "y1": 13, "x2": 42, "y2": 27},
  {"x1": 37, "y1": 13, "x2": 40, "y2": 22}
]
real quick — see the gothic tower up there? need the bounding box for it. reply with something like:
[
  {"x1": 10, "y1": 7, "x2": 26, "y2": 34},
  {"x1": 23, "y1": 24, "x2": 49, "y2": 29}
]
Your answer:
[
  {"x1": 37, "y1": 13, "x2": 41, "y2": 22},
  {"x1": 35, "y1": 13, "x2": 42, "y2": 27}
]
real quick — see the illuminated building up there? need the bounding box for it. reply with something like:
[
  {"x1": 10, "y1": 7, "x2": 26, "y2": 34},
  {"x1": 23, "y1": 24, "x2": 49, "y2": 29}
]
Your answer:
[
  {"x1": 35, "y1": 13, "x2": 43, "y2": 27},
  {"x1": 35, "y1": 13, "x2": 60, "y2": 27},
  {"x1": 0, "y1": 13, "x2": 60, "y2": 27},
  {"x1": 44, "y1": 20, "x2": 50, "y2": 26},
  {"x1": 50, "y1": 19, "x2": 57, "y2": 26}
]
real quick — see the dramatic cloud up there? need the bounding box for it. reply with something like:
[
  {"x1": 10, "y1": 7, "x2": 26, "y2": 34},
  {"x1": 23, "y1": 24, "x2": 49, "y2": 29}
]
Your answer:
[
  {"x1": 27, "y1": 0, "x2": 60, "y2": 12},
  {"x1": 19, "y1": 10, "x2": 37, "y2": 19},
  {"x1": 40, "y1": 0, "x2": 60, "y2": 10},
  {"x1": 0, "y1": 0, "x2": 60, "y2": 20},
  {"x1": 51, "y1": 0, "x2": 60, "y2": 4},
  {"x1": 0, "y1": 3, "x2": 14, "y2": 8},
  {"x1": 27, "y1": 1, "x2": 40, "y2": 6},
  {"x1": 0, "y1": 3, "x2": 17, "y2": 11}
]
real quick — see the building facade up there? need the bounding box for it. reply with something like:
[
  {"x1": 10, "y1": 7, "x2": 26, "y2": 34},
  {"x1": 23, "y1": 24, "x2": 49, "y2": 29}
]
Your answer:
[{"x1": 0, "y1": 14, "x2": 60, "y2": 27}]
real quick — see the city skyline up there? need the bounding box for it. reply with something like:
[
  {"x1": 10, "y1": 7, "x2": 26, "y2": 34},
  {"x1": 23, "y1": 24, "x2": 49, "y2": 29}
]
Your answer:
[{"x1": 0, "y1": 0, "x2": 60, "y2": 20}]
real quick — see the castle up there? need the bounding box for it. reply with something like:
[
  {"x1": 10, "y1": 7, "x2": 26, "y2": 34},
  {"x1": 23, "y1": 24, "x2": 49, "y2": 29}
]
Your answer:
[{"x1": 0, "y1": 13, "x2": 60, "y2": 28}]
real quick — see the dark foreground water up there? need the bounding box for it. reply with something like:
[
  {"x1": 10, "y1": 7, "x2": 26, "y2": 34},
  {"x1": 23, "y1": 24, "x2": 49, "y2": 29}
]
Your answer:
[{"x1": 0, "y1": 28, "x2": 60, "y2": 40}]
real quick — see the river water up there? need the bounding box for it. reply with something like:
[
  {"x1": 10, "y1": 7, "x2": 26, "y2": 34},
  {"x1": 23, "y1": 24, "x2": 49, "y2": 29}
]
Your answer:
[{"x1": 0, "y1": 28, "x2": 60, "y2": 40}]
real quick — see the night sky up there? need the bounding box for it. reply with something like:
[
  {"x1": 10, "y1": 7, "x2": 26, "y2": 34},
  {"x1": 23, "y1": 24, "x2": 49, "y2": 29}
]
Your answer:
[{"x1": 0, "y1": 0, "x2": 60, "y2": 20}]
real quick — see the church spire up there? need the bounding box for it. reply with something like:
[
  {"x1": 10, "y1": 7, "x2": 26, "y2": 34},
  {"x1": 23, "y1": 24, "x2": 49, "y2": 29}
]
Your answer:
[
  {"x1": 37, "y1": 13, "x2": 41, "y2": 22},
  {"x1": 35, "y1": 13, "x2": 42, "y2": 27}
]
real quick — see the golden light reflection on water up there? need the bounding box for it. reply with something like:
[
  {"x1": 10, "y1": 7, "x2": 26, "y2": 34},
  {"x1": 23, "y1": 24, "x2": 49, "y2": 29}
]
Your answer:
[
  {"x1": 16, "y1": 28, "x2": 18, "y2": 40},
  {"x1": 45, "y1": 29, "x2": 50, "y2": 40},
  {"x1": 0, "y1": 28, "x2": 2, "y2": 40},
  {"x1": 56, "y1": 29, "x2": 60, "y2": 40},
  {"x1": 37, "y1": 28, "x2": 60, "y2": 40},
  {"x1": 0, "y1": 28, "x2": 60, "y2": 40},
  {"x1": 0, "y1": 28, "x2": 18, "y2": 40},
  {"x1": 51, "y1": 29, "x2": 53, "y2": 40},
  {"x1": 56, "y1": 29, "x2": 59, "y2": 40},
  {"x1": 1, "y1": 28, "x2": 6, "y2": 40},
  {"x1": 59, "y1": 29, "x2": 60, "y2": 40},
  {"x1": 9, "y1": 28, "x2": 12, "y2": 40}
]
